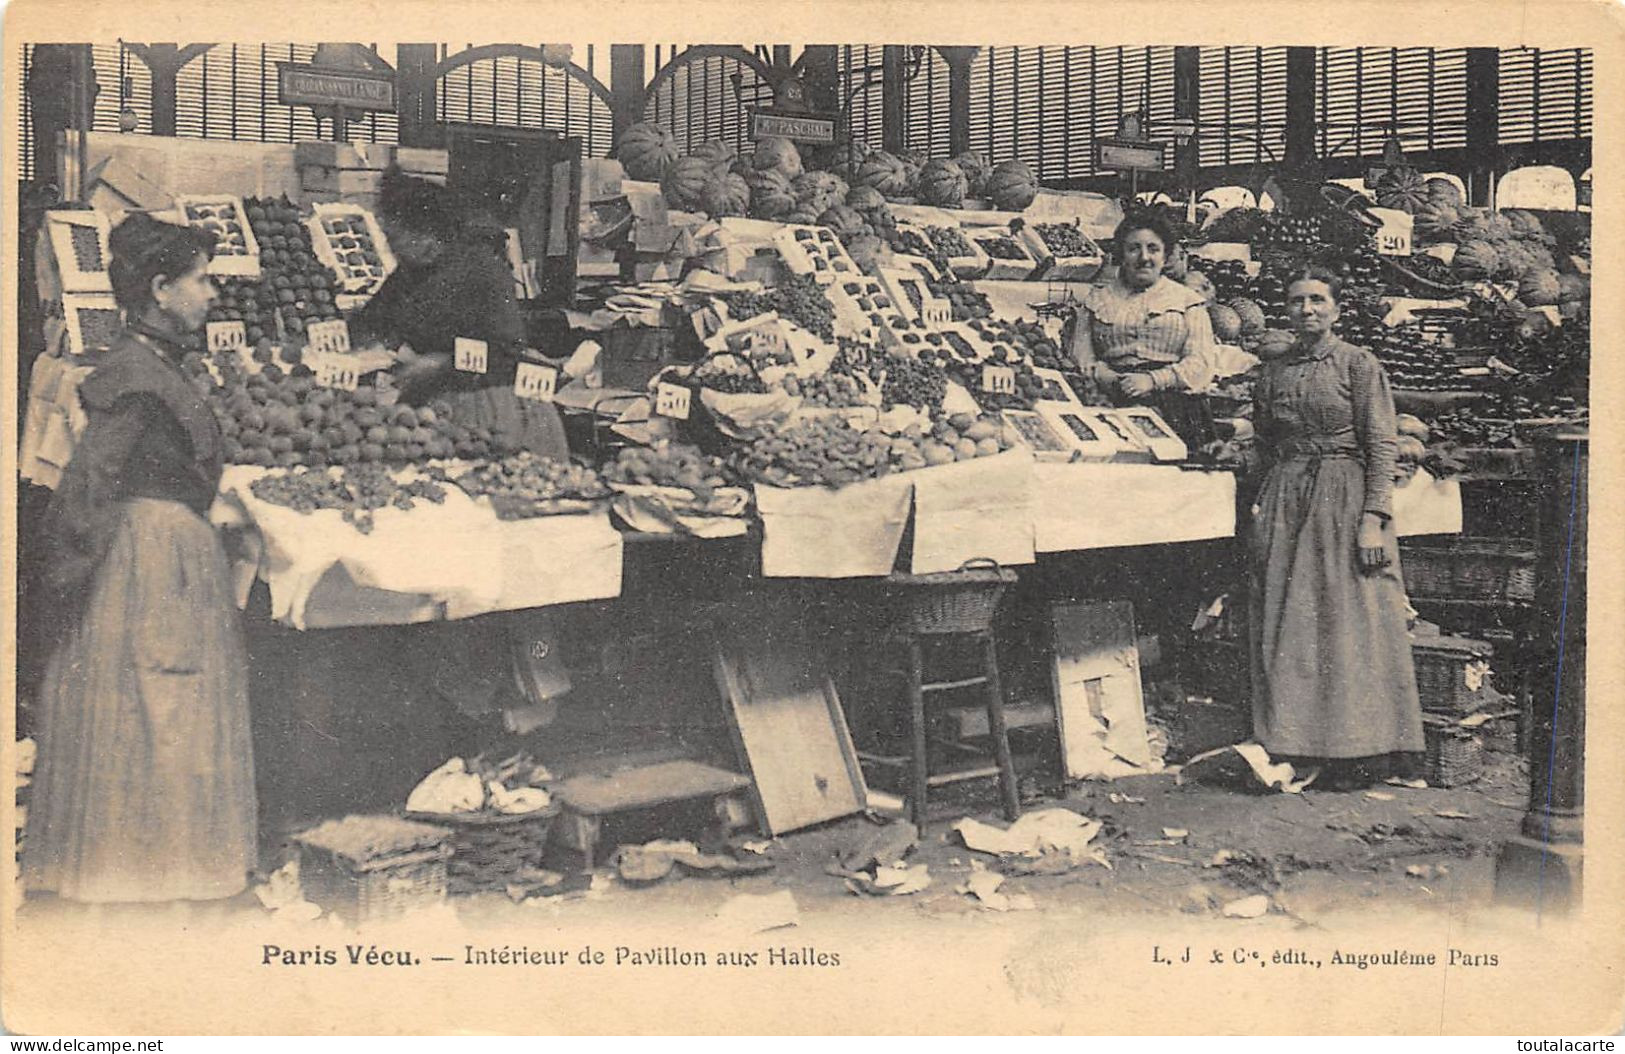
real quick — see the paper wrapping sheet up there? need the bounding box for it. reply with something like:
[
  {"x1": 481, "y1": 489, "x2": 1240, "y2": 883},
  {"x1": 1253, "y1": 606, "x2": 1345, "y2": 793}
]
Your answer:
[
  {"x1": 1393, "y1": 469, "x2": 1465, "y2": 537},
  {"x1": 1032, "y1": 462, "x2": 1238, "y2": 553},
  {"x1": 908, "y1": 450, "x2": 1037, "y2": 574},
  {"x1": 19, "y1": 355, "x2": 93, "y2": 490},
  {"x1": 755, "y1": 474, "x2": 912, "y2": 578}
]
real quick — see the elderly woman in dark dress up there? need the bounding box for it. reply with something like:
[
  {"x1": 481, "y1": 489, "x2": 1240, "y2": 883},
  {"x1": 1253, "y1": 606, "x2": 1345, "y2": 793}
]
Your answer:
[
  {"x1": 25, "y1": 214, "x2": 257, "y2": 903},
  {"x1": 1248, "y1": 266, "x2": 1423, "y2": 789}
]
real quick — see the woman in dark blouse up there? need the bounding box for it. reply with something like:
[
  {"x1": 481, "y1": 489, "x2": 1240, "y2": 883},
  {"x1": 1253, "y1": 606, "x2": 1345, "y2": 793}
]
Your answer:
[
  {"x1": 24, "y1": 214, "x2": 257, "y2": 903},
  {"x1": 1248, "y1": 266, "x2": 1423, "y2": 790}
]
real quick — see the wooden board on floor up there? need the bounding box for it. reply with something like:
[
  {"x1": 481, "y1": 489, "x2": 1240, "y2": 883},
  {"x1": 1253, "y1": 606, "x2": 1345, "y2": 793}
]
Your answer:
[
  {"x1": 714, "y1": 615, "x2": 868, "y2": 836},
  {"x1": 1051, "y1": 600, "x2": 1152, "y2": 777}
]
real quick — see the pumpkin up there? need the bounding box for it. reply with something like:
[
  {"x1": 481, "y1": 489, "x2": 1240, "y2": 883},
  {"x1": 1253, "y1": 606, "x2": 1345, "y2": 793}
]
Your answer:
[
  {"x1": 1481, "y1": 212, "x2": 1518, "y2": 243},
  {"x1": 752, "y1": 137, "x2": 803, "y2": 180},
  {"x1": 1519, "y1": 268, "x2": 1563, "y2": 306},
  {"x1": 1452, "y1": 239, "x2": 1501, "y2": 279},
  {"x1": 1557, "y1": 273, "x2": 1589, "y2": 302},
  {"x1": 1376, "y1": 168, "x2": 1428, "y2": 214},
  {"x1": 986, "y1": 160, "x2": 1038, "y2": 212},
  {"x1": 660, "y1": 155, "x2": 721, "y2": 211},
  {"x1": 700, "y1": 172, "x2": 751, "y2": 219},
  {"x1": 692, "y1": 140, "x2": 738, "y2": 168},
  {"x1": 855, "y1": 151, "x2": 911, "y2": 198},
  {"x1": 1497, "y1": 241, "x2": 1537, "y2": 279},
  {"x1": 616, "y1": 121, "x2": 680, "y2": 182},
  {"x1": 917, "y1": 158, "x2": 969, "y2": 207},
  {"x1": 954, "y1": 151, "x2": 990, "y2": 196},
  {"x1": 846, "y1": 185, "x2": 888, "y2": 213},
  {"x1": 1228, "y1": 298, "x2": 1267, "y2": 336},
  {"x1": 746, "y1": 168, "x2": 796, "y2": 221},
  {"x1": 1424, "y1": 177, "x2": 1464, "y2": 210},
  {"x1": 1452, "y1": 207, "x2": 1492, "y2": 242},
  {"x1": 1208, "y1": 303, "x2": 1242, "y2": 343},
  {"x1": 791, "y1": 171, "x2": 849, "y2": 216},
  {"x1": 816, "y1": 140, "x2": 872, "y2": 183},
  {"x1": 817, "y1": 205, "x2": 870, "y2": 241}
]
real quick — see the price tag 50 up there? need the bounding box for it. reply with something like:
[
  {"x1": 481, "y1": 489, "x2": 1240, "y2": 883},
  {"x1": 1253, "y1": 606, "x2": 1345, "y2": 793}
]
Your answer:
[
  {"x1": 312, "y1": 355, "x2": 359, "y2": 392},
  {"x1": 982, "y1": 365, "x2": 1017, "y2": 396},
  {"x1": 454, "y1": 336, "x2": 489, "y2": 374},
  {"x1": 305, "y1": 319, "x2": 351, "y2": 355},
  {"x1": 514, "y1": 362, "x2": 558, "y2": 403},
  {"x1": 654, "y1": 381, "x2": 692, "y2": 420},
  {"x1": 206, "y1": 320, "x2": 247, "y2": 353}
]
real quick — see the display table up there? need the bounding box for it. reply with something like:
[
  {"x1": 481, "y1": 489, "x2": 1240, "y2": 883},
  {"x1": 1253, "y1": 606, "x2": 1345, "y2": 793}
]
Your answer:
[{"x1": 1032, "y1": 462, "x2": 1237, "y2": 554}]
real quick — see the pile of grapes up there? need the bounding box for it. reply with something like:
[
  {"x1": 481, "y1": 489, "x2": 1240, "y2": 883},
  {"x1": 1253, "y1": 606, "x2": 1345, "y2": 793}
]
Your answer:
[
  {"x1": 249, "y1": 462, "x2": 447, "y2": 534},
  {"x1": 731, "y1": 416, "x2": 895, "y2": 488},
  {"x1": 720, "y1": 273, "x2": 835, "y2": 341},
  {"x1": 1032, "y1": 221, "x2": 1095, "y2": 258},
  {"x1": 878, "y1": 356, "x2": 948, "y2": 412}
]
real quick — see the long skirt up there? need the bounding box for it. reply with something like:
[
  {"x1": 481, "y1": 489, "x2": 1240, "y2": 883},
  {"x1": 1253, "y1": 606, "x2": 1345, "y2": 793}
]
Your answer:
[
  {"x1": 1248, "y1": 457, "x2": 1423, "y2": 759},
  {"x1": 444, "y1": 384, "x2": 568, "y2": 460},
  {"x1": 23, "y1": 499, "x2": 258, "y2": 902}
]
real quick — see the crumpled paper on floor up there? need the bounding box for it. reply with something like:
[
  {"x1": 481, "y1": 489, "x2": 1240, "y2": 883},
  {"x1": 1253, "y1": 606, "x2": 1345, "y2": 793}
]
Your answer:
[
  {"x1": 254, "y1": 859, "x2": 322, "y2": 922},
  {"x1": 846, "y1": 863, "x2": 932, "y2": 897},
  {"x1": 1176, "y1": 742, "x2": 1319, "y2": 793},
  {"x1": 617, "y1": 840, "x2": 776, "y2": 884},
  {"x1": 1221, "y1": 894, "x2": 1271, "y2": 919},
  {"x1": 958, "y1": 865, "x2": 1036, "y2": 912},
  {"x1": 954, "y1": 809, "x2": 1103, "y2": 858}
]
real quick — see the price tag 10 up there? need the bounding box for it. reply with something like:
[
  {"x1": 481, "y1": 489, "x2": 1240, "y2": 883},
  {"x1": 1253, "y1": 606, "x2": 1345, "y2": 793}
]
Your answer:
[
  {"x1": 311, "y1": 354, "x2": 360, "y2": 392},
  {"x1": 305, "y1": 319, "x2": 351, "y2": 355},
  {"x1": 654, "y1": 381, "x2": 692, "y2": 420},
  {"x1": 454, "y1": 336, "x2": 489, "y2": 374},
  {"x1": 514, "y1": 362, "x2": 558, "y2": 403},
  {"x1": 982, "y1": 365, "x2": 1017, "y2": 395},
  {"x1": 206, "y1": 320, "x2": 247, "y2": 353}
]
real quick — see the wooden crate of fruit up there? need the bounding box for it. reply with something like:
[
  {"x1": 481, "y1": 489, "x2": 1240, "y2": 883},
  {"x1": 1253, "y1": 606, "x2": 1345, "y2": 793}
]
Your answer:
[
  {"x1": 46, "y1": 209, "x2": 113, "y2": 293},
  {"x1": 61, "y1": 294, "x2": 123, "y2": 357},
  {"x1": 772, "y1": 225, "x2": 861, "y2": 284},
  {"x1": 967, "y1": 227, "x2": 1041, "y2": 281},
  {"x1": 898, "y1": 221, "x2": 989, "y2": 279},
  {"x1": 174, "y1": 195, "x2": 261, "y2": 278},
  {"x1": 1019, "y1": 221, "x2": 1104, "y2": 282},
  {"x1": 307, "y1": 202, "x2": 397, "y2": 300}
]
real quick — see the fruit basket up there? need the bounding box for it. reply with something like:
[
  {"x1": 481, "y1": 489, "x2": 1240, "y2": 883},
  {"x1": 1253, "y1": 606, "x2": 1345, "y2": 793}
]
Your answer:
[
  {"x1": 772, "y1": 224, "x2": 861, "y2": 284},
  {"x1": 293, "y1": 814, "x2": 453, "y2": 924},
  {"x1": 306, "y1": 201, "x2": 397, "y2": 300},
  {"x1": 405, "y1": 807, "x2": 560, "y2": 897},
  {"x1": 61, "y1": 294, "x2": 123, "y2": 357},
  {"x1": 1410, "y1": 634, "x2": 1496, "y2": 716},
  {"x1": 45, "y1": 209, "x2": 113, "y2": 293},
  {"x1": 967, "y1": 228, "x2": 1040, "y2": 281},
  {"x1": 1423, "y1": 715, "x2": 1484, "y2": 787},
  {"x1": 1400, "y1": 537, "x2": 1536, "y2": 604},
  {"x1": 174, "y1": 195, "x2": 262, "y2": 277},
  {"x1": 884, "y1": 558, "x2": 1018, "y2": 636}
]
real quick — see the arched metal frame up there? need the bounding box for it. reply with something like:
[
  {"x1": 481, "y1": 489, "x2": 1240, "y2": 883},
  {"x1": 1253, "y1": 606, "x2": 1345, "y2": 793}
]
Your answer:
[
  {"x1": 433, "y1": 43, "x2": 615, "y2": 112},
  {"x1": 640, "y1": 45, "x2": 779, "y2": 115}
]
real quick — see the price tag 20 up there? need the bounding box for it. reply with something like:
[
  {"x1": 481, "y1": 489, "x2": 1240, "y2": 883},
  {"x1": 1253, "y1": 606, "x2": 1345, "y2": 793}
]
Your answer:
[
  {"x1": 514, "y1": 362, "x2": 558, "y2": 403},
  {"x1": 982, "y1": 365, "x2": 1017, "y2": 395},
  {"x1": 654, "y1": 381, "x2": 692, "y2": 420},
  {"x1": 455, "y1": 336, "x2": 489, "y2": 374},
  {"x1": 206, "y1": 320, "x2": 247, "y2": 353},
  {"x1": 311, "y1": 354, "x2": 359, "y2": 392},
  {"x1": 1369, "y1": 206, "x2": 1414, "y2": 258},
  {"x1": 305, "y1": 319, "x2": 351, "y2": 355}
]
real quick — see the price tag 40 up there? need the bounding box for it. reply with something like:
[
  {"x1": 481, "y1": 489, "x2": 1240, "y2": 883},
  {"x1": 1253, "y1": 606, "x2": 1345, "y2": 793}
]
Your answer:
[
  {"x1": 982, "y1": 365, "x2": 1017, "y2": 396},
  {"x1": 654, "y1": 381, "x2": 692, "y2": 420},
  {"x1": 305, "y1": 319, "x2": 351, "y2": 355},
  {"x1": 311, "y1": 354, "x2": 359, "y2": 392},
  {"x1": 206, "y1": 320, "x2": 247, "y2": 353},
  {"x1": 514, "y1": 362, "x2": 558, "y2": 403},
  {"x1": 454, "y1": 336, "x2": 489, "y2": 374}
]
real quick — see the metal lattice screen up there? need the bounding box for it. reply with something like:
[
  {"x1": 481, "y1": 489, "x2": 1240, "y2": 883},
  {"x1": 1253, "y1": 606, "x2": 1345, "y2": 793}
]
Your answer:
[
  {"x1": 1316, "y1": 47, "x2": 1470, "y2": 158},
  {"x1": 640, "y1": 45, "x2": 774, "y2": 155},
  {"x1": 435, "y1": 45, "x2": 614, "y2": 155}
]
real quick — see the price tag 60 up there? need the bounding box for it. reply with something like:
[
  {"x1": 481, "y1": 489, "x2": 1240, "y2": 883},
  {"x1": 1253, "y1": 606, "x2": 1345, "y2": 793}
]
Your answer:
[
  {"x1": 654, "y1": 381, "x2": 692, "y2": 420},
  {"x1": 206, "y1": 320, "x2": 247, "y2": 353},
  {"x1": 305, "y1": 319, "x2": 351, "y2": 355},
  {"x1": 982, "y1": 365, "x2": 1017, "y2": 395},
  {"x1": 312, "y1": 354, "x2": 359, "y2": 392},
  {"x1": 455, "y1": 336, "x2": 489, "y2": 374},
  {"x1": 514, "y1": 362, "x2": 558, "y2": 403}
]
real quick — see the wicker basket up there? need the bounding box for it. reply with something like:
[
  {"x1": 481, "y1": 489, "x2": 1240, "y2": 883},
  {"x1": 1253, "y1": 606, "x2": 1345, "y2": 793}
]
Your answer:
[
  {"x1": 1424, "y1": 717, "x2": 1485, "y2": 787},
  {"x1": 1412, "y1": 634, "x2": 1495, "y2": 716},
  {"x1": 294, "y1": 815, "x2": 453, "y2": 925},
  {"x1": 885, "y1": 558, "x2": 1018, "y2": 635},
  {"x1": 1400, "y1": 537, "x2": 1536, "y2": 604},
  {"x1": 406, "y1": 807, "x2": 559, "y2": 896}
]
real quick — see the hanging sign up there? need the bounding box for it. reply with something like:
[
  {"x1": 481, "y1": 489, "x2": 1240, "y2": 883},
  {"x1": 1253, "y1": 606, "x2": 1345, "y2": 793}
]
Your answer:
[
  {"x1": 514, "y1": 362, "x2": 558, "y2": 403},
  {"x1": 276, "y1": 63, "x2": 396, "y2": 113},
  {"x1": 1096, "y1": 138, "x2": 1167, "y2": 173},
  {"x1": 1368, "y1": 206, "x2": 1414, "y2": 257},
  {"x1": 750, "y1": 108, "x2": 839, "y2": 145},
  {"x1": 206, "y1": 320, "x2": 247, "y2": 353},
  {"x1": 454, "y1": 336, "x2": 489, "y2": 374}
]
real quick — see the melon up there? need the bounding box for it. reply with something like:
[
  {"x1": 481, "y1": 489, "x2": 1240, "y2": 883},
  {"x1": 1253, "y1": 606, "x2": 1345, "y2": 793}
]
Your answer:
[
  {"x1": 1376, "y1": 168, "x2": 1428, "y2": 214},
  {"x1": 1453, "y1": 239, "x2": 1501, "y2": 279},
  {"x1": 1228, "y1": 298, "x2": 1267, "y2": 336},
  {"x1": 1505, "y1": 209, "x2": 1550, "y2": 242},
  {"x1": 1413, "y1": 202, "x2": 1461, "y2": 236},
  {"x1": 855, "y1": 151, "x2": 911, "y2": 198},
  {"x1": 660, "y1": 155, "x2": 721, "y2": 211},
  {"x1": 986, "y1": 160, "x2": 1038, "y2": 212},
  {"x1": 1424, "y1": 177, "x2": 1464, "y2": 210},
  {"x1": 784, "y1": 207, "x2": 821, "y2": 226},
  {"x1": 752, "y1": 137, "x2": 803, "y2": 180},
  {"x1": 954, "y1": 152, "x2": 991, "y2": 197},
  {"x1": 791, "y1": 171, "x2": 849, "y2": 216},
  {"x1": 746, "y1": 168, "x2": 796, "y2": 220},
  {"x1": 1208, "y1": 303, "x2": 1242, "y2": 343},
  {"x1": 816, "y1": 204, "x2": 870, "y2": 241},
  {"x1": 700, "y1": 172, "x2": 751, "y2": 219},
  {"x1": 1396, "y1": 413, "x2": 1431, "y2": 442},
  {"x1": 692, "y1": 140, "x2": 738, "y2": 168},
  {"x1": 917, "y1": 158, "x2": 969, "y2": 208},
  {"x1": 1519, "y1": 268, "x2": 1563, "y2": 306},
  {"x1": 616, "y1": 121, "x2": 680, "y2": 182},
  {"x1": 897, "y1": 150, "x2": 928, "y2": 195},
  {"x1": 1181, "y1": 270, "x2": 1217, "y2": 303},
  {"x1": 846, "y1": 185, "x2": 888, "y2": 213}
]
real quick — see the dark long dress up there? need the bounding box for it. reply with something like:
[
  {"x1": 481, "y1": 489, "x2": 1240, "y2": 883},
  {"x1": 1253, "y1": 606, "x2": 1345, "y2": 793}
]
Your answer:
[
  {"x1": 1247, "y1": 333, "x2": 1423, "y2": 759},
  {"x1": 24, "y1": 328, "x2": 257, "y2": 902}
]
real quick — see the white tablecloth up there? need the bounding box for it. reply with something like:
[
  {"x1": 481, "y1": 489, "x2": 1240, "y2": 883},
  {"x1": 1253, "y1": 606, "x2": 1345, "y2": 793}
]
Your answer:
[{"x1": 1033, "y1": 462, "x2": 1238, "y2": 553}]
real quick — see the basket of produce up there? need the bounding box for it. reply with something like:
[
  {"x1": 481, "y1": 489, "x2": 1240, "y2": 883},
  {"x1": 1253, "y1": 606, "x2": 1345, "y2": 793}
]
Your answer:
[
  {"x1": 1400, "y1": 537, "x2": 1536, "y2": 604},
  {"x1": 1410, "y1": 634, "x2": 1496, "y2": 716},
  {"x1": 406, "y1": 754, "x2": 559, "y2": 897},
  {"x1": 293, "y1": 814, "x2": 453, "y2": 923},
  {"x1": 884, "y1": 557, "x2": 1018, "y2": 636},
  {"x1": 1423, "y1": 714, "x2": 1484, "y2": 787}
]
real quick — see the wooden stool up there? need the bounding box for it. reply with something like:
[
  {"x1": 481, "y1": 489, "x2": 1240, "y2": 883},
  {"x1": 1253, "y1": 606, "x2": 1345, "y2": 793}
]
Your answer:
[
  {"x1": 554, "y1": 759, "x2": 752, "y2": 873},
  {"x1": 863, "y1": 629, "x2": 1021, "y2": 830}
]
